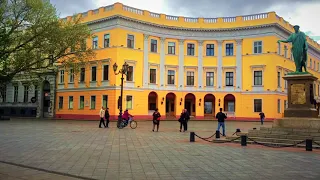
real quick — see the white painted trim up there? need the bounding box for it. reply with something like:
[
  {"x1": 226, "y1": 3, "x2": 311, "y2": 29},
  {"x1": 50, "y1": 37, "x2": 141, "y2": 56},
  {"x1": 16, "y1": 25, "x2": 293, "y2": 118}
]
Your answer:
[
  {"x1": 127, "y1": 34, "x2": 135, "y2": 49},
  {"x1": 101, "y1": 95, "x2": 108, "y2": 108},
  {"x1": 90, "y1": 95, "x2": 96, "y2": 110},
  {"x1": 149, "y1": 67, "x2": 158, "y2": 84},
  {"x1": 68, "y1": 96, "x2": 73, "y2": 109},
  {"x1": 166, "y1": 69, "x2": 176, "y2": 85},
  {"x1": 125, "y1": 95, "x2": 133, "y2": 110},
  {"x1": 79, "y1": 95, "x2": 84, "y2": 109},
  {"x1": 253, "y1": 40, "x2": 263, "y2": 54}
]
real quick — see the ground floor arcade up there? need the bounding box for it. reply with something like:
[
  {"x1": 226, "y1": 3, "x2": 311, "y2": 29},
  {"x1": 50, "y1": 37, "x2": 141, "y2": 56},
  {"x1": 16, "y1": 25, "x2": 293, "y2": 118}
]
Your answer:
[{"x1": 55, "y1": 89, "x2": 287, "y2": 120}]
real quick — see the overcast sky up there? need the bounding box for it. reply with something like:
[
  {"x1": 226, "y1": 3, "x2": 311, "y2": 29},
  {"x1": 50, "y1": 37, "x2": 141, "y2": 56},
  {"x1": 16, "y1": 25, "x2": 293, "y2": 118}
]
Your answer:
[{"x1": 50, "y1": 0, "x2": 320, "y2": 43}]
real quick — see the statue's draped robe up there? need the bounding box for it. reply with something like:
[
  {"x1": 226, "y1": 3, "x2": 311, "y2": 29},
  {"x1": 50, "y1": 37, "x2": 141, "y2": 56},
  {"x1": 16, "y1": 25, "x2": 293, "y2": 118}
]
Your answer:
[{"x1": 288, "y1": 32, "x2": 307, "y2": 70}]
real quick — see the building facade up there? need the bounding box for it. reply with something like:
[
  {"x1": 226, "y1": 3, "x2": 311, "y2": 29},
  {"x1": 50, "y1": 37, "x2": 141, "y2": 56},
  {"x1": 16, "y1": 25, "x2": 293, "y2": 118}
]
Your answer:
[
  {"x1": 0, "y1": 71, "x2": 57, "y2": 118},
  {"x1": 55, "y1": 3, "x2": 320, "y2": 120}
]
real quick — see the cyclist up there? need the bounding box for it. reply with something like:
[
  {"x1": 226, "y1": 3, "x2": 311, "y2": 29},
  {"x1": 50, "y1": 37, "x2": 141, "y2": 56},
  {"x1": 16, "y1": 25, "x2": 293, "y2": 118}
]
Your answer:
[{"x1": 122, "y1": 109, "x2": 133, "y2": 124}]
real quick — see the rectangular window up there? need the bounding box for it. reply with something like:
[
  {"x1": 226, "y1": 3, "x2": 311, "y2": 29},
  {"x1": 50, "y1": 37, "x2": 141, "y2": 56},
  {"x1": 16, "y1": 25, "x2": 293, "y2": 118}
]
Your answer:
[
  {"x1": 91, "y1": 66, "x2": 96, "y2": 81},
  {"x1": 103, "y1": 95, "x2": 108, "y2": 108},
  {"x1": 225, "y1": 72, "x2": 234, "y2": 86},
  {"x1": 1, "y1": 85, "x2": 6, "y2": 102},
  {"x1": 80, "y1": 68, "x2": 85, "y2": 82},
  {"x1": 13, "y1": 86, "x2": 18, "y2": 102},
  {"x1": 284, "y1": 45, "x2": 288, "y2": 58},
  {"x1": 284, "y1": 100, "x2": 287, "y2": 110},
  {"x1": 284, "y1": 73, "x2": 287, "y2": 88},
  {"x1": 126, "y1": 95, "x2": 133, "y2": 109},
  {"x1": 92, "y1": 36, "x2": 98, "y2": 49},
  {"x1": 126, "y1": 66, "x2": 133, "y2": 81},
  {"x1": 90, "y1": 96, "x2": 96, "y2": 109},
  {"x1": 254, "y1": 41, "x2": 262, "y2": 54},
  {"x1": 58, "y1": 96, "x2": 63, "y2": 109},
  {"x1": 277, "y1": 72, "x2": 281, "y2": 87},
  {"x1": 310, "y1": 59, "x2": 312, "y2": 68},
  {"x1": 314, "y1": 61, "x2": 316, "y2": 71},
  {"x1": 23, "y1": 86, "x2": 29, "y2": 103},
  {"x1": 150, "y1": 69, "x2": 156, "y2": 84},
  {"x1": 277, "y1": 42, "x2": 281, "y2": 55},
  {"x1": 69, "y1": 96, "x2": 73, "y2": 109},
  {"x1": 69, "y1": 69, "x2": 74, "y2": 83},
  {"x1": 167, "y1": 70, "x2": 175, "y2": 85},
  {"x1": 206, "y1": 44, "x2": 214, "y2": 56},
  {"x1": 103, "y1": 65, "x2": 109, "y2": 81},
  {"x1": 254, "y1": 99, "x2": 262, "y2": 112},
  {"x1": 104, "y1": 34, "x2": 110, "y2": 48},
  {"x1": 277, "y1": 99, "x2": 281, "y2": 113},
  {"x1": 254, "y1": 71, "x2": 262, "y2": 86},
  {"x1": 187, "y1": 43, "x2": 195, "y2": 56},
  {"x1": 60, "y1": 70, "x2": 64, "y2": 83},
  {"x1": 127, "y1": 34, "x2": 134, "y2": 48},
  {"x1": 226, "y1": 43, "x2": 234, "y2": 56},
  {"x1": 186, "y1": 71, "x2": 194, "y2": 86},
  {"x1": 168, "y1": 42, "x2": 175, "y2": 55},
  {"x1": 206, "y1": 72, "x2": 214, "y2": 86},
  {"x1": 79, "y1": 96, "x2": 84, "y2": 109},
  {"x1": 151, "y1": 39, "x2": 157, "y2": 53}
]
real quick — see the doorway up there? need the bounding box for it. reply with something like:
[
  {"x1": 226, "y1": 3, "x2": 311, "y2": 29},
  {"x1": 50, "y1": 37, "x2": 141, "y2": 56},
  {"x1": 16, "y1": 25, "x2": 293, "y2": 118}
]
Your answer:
[
  {"x1": 165, "y1": 93, "x2": 176, "y2": 117},
  {"x1": 184, "y1": 93, "x2": 196, "y2": 116},
  {"x1": 42, "y1": 80, "x2": 51, "y2": 118}
]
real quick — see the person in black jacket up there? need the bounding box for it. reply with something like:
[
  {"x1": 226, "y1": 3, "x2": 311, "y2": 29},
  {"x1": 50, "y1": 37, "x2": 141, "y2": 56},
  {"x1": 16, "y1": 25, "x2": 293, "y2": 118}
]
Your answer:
[
  {"x1": 105, "y1": 108, "x2": 110, "y2": 128},
  {"x1": 184, "y1": 109, "x2": 190, "y2": 131},
  {"x1": 216, "y1": 108, "x2": 227, "y2": 136},
  {"x1": 152, "y1": 108, "x2": 161, "y2": 132},
  {"x1": 179, "y1": 109, "x2": 186, "y2": 132},
  {"x1": 259, "y1": 112, "x2": 265, "y2": 125}
]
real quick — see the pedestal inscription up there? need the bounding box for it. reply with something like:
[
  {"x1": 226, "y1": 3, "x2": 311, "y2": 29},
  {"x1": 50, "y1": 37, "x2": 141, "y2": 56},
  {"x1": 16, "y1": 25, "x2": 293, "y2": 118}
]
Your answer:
[{"x1": 291, "y1": 84, "x2": 306, "y2": 105}]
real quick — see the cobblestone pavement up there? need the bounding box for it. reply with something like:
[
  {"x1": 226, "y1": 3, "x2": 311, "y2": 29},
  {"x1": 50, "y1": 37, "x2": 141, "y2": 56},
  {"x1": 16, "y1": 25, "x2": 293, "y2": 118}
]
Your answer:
[{"x1": 0, "y1": 119, "x2": 319, "y2": 180}]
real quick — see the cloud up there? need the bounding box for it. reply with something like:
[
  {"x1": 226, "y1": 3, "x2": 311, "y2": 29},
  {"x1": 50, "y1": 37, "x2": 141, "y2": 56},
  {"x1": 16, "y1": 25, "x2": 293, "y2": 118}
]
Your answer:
[
  {"x1": 165, "y1": 0, "x2": 318, "y2": 17},
  {"x1": 50, "y1": 0, "x2": 97, "y2": 17}
]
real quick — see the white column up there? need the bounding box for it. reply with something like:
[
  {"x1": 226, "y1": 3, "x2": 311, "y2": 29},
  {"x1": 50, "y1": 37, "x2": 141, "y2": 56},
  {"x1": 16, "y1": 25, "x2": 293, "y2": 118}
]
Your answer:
[
  {"x1": 160, "y1": 37, "x2": 166, "y2": 87},
  {"x1": 217, "y1": 40, "x2": 223, "y2": 89},
  {"x1": 143, "y1": 34, "x2": 149, "y2": 88},
  {"x1": 178, "y1": 39, "x2": 185, "y2": 89},
  {"x1": 198, "y1": 40, "x2": 204, "y2": 88},
  {"x1": 236, "y1": 39, "x2": 243, "y2": 89}
]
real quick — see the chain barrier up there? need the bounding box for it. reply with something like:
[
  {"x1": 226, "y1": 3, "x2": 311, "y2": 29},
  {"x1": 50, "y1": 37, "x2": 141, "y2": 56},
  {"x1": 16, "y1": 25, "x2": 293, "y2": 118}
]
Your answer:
[
  {"x1": 193, "y1": 132, "x2": 241, "y2": 143},
  {"x1": 313, "y1": 140, "x2": 320, "y2": 146},
  {"x1": 247, "y1": 137, "x2": 306, "y2": 148}
]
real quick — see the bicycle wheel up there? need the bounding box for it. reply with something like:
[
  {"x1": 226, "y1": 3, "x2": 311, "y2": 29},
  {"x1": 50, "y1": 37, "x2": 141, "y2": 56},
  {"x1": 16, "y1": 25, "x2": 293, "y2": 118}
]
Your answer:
[
  {"x1": 118, "y1": 121, "x2": 125, "y2": 129},
  {"x1": 130, "y1": 121, "x2": 137, "y2": 129}
]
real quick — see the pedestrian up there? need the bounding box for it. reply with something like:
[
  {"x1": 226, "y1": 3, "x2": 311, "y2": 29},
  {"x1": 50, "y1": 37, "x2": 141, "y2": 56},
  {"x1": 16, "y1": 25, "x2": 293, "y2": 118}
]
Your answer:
[
  {"x1": 179, "y1": 109, "x2": 186, "y2": 132},
  {"x1": 105, "y1": 107, "x2": 110, "y2": 128},
  {"x1": 259, "y1": 112, "x2": 265, "y2": 125},
  {"x1": 184, "y1": 109, "x2": 190, "y2": 131},
  {"x1": 216, "y1": 108, "x2": 227, "y2": 136},
  {"x1": 152, "y1": 108, "x2": 161, "y2": 132},
  {"x1": 99, "y1": 107, "x2": 106, "y2": 128}
]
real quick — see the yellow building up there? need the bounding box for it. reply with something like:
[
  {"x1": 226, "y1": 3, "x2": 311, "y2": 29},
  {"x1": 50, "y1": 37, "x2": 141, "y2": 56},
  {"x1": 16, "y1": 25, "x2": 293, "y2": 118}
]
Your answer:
[{"x1": 55, "y1": 3, "x2": 320, "y2": 121}]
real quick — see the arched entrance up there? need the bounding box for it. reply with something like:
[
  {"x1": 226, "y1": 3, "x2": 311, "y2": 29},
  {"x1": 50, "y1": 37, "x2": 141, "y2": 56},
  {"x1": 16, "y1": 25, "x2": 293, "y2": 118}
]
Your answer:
[
  {"x1": 166, "y1": 93, "x2": 176, "y2": 117},
  {"x1": 185, "y1": 93, "x2": 196, "y2": 116},
  {"x1": 148, "y1": 92, "x2": 158, "y2": 113},
  {"x1": 43, "y1": 81, "x2": 50, "y2": 118},
  {"x1": 204, "y1": 94, "x2": 215, "y2": 116},
  {"x1": 224, "y1": 94, "x2": 235, "y2": 113}
]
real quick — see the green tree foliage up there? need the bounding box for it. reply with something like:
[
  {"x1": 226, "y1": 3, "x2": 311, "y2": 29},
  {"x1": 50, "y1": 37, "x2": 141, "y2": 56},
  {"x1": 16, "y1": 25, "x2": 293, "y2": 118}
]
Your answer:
[{"x1": 0, "y1": 0, "x2": 95, "y2": 85}]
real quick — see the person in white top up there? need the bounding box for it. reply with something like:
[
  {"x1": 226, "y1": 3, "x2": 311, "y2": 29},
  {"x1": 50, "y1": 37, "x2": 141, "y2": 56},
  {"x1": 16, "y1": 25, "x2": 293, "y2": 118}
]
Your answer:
[{"x1": 99, "y1": 107, "x2": 106, "y2": 128}]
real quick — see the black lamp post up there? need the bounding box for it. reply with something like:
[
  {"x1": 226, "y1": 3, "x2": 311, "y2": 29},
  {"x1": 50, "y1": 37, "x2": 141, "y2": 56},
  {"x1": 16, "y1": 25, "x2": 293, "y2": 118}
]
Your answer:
[{"x1": 113, "y1": 62, "x2": 129, "y2": 128}]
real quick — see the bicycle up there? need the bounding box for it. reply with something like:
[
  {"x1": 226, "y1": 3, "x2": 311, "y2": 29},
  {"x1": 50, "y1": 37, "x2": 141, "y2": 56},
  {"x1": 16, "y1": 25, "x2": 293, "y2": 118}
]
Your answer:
[{"x1": 118, "y1": 117, "x2": 137, "y2": 129}]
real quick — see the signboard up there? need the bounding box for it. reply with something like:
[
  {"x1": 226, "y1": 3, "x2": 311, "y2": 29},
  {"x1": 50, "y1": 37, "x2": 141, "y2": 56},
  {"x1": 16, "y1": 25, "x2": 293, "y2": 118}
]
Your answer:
[{"x1": 291, "y1": 84, "x2": 306, "y2": 105}]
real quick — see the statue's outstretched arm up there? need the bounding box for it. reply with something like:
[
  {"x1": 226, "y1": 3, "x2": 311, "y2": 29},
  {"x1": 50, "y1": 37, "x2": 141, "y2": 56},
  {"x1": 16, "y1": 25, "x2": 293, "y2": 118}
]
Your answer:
[{"x1": 278, "y1": 34, "x2": 293, "y2": 43}]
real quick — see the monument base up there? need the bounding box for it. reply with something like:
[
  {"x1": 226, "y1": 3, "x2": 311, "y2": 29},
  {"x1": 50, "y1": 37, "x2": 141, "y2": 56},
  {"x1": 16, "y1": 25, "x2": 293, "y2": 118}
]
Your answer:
[
  {"x1": 284, "y1": 108, "x2": 318, "y2": 118},
  {"x1": 274, "y1": 117, "x2": 320, "y2": 129}
]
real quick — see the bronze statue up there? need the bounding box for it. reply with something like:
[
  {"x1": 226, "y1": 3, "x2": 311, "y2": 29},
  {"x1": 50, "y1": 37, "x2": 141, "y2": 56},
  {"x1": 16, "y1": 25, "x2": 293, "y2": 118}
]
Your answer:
[{"x1": 278, "y1": 25, "x2": 308, "y2": 73}]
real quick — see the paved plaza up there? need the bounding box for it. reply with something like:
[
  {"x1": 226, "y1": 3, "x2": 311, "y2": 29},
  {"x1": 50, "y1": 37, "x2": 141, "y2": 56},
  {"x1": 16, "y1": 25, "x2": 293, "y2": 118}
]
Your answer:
[{"x1": 0, "y1": 119, "x2": 319, "y2": 180}]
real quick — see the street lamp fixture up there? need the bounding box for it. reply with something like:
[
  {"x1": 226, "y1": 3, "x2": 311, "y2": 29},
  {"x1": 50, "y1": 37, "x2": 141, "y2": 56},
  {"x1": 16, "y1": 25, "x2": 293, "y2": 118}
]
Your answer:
[{"x1": 113, "y1": 62, "x2": 129, "y2": 128}]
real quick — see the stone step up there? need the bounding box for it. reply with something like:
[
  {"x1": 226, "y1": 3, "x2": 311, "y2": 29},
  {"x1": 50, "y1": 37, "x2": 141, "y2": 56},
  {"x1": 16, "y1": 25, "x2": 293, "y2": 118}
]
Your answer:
[
  {"x1": 258, "y1": 127, "x2": 320, "y2": 133},
  {"x1": 226, "y1": 136, "x2": 303, "y2": 144},
  {"x1": 248, "y1": 131, "x2": 320, "y2": 137},
  {"x1": 246, "y1": 134, "x2": 320, "y2": 140}
]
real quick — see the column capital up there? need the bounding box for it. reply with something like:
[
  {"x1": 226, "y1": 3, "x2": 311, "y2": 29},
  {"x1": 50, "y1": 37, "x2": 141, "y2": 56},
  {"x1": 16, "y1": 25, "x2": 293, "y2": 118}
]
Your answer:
[
  {"x1": 217, "y1": 40, "x2": 224, "y2": 45},
  {"x1": 160, "y1": 37, "x2": 166, "y2": 43},
  {"x1": 198, "y1": 40, "x2": 204, "y2": 46},
  {"x1": 179, "y1": 39, "x2": 185, "y2": 45},
  {"x1": 236, "y1": 39, "x2": 243, "y2": 45},
  {"x1": 143, "y1": 34, "x2": 149, "y2": 41}
]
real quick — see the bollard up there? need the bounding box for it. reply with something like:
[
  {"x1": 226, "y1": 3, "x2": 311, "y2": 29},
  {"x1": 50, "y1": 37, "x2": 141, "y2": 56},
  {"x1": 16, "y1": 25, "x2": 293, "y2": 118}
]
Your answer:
[
  {"x1": 306, "y1": 139, "x2": 312, "y2": 151},
  {"x1": 216, "y1": 130, "x2": 220, "y2": 139},
  {"x1": 241, "y1": 135, "x2": 247, "y2": 146},
  {"x1": 190, "y1": 132, "x2": 195, "y2": 142}
]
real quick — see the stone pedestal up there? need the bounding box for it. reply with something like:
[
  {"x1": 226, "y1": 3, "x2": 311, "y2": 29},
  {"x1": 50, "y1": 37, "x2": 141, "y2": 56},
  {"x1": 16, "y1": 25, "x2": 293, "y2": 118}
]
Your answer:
[{"x1": 283, "y1": 73, "x2": 318, "y2": 118}]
